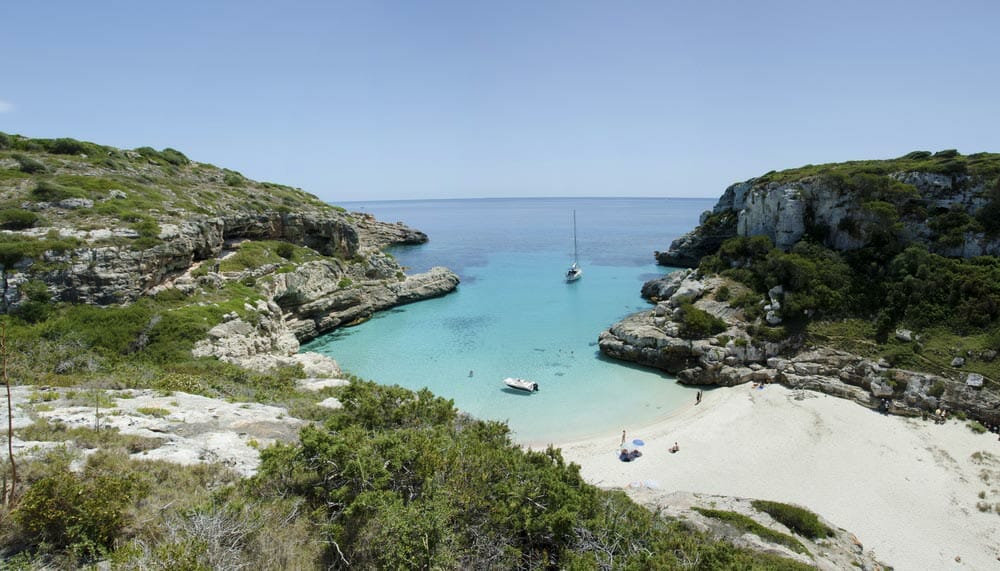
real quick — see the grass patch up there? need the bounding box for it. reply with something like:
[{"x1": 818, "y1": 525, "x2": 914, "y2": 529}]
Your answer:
[
  {"x1": 751, "y1": 500, "x2": 834, "y2": 540},
  {"x1": 692, "y1": 507, "x2": 808, "y2": 554},
  {"x1": 17, "y1": 419, "x2": 163, "y2": 453},
  {"x1": 968, "y1": 421, "x2": 988, "y2": 434},
  {"x1": 136, "y1": 406, "x2": 171, "y2": 418},
  {"x1": 219, "y1": 240, "x2": 323, "y2": 272}
]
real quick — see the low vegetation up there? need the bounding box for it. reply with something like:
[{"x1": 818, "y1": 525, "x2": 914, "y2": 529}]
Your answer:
[
  {"x1": 0, "y1": 131, "x2": 332, "y2": 253},
  {"x1": 691, "y1": 507, "x2": 809, "y2": 556},
  {"x1": 756, "y1": 149, "x2": 1000, "y2": 188},
  {"x1": 1, "y1": 382, "x2": 820, "y2": 569},
  {"x1": 750, "y1": 500, "x2": 834, "y2": 540}
]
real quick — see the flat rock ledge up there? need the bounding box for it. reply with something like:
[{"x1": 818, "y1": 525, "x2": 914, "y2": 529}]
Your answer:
[
  {"x1": 4, "y1": 386, "x2": 315, "y2": 476},
  {"x1": 600, "y1": 269, "x2": 1000, "y2": 425}
]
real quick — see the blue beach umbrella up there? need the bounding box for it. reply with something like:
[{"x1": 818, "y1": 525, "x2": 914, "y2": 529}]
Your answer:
[{"x1": 632, "y1": 438, "x2": 645, "y2": 446}]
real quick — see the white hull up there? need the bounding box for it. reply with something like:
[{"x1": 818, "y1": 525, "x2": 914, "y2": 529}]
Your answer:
[{"x1": 503, "y1": 377, "x2": 539, "y2": 392}]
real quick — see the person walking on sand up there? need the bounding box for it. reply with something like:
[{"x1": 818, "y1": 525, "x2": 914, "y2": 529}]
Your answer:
[
  {"x1": 695, "y1": 390, "x2": 702, "y2": 405},
  {"x1": 620, "y1": 430, "x2": 626, "y2": 447}
]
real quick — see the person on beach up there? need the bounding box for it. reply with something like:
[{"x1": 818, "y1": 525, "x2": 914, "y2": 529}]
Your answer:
[
  {"x1": 669, "y1": 442, "x2": 680, "y2": 453},
  {"x1": 695, "y1": 390, "x2": 702, "y2": 405},
  {"x1": 621, "y1": 430, "x2": 626, "y2": 447}
]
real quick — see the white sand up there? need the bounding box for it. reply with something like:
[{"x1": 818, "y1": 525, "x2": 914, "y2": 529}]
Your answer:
[{"x1": 551, "y1": 385, "x2": 1000, "y2": 571}]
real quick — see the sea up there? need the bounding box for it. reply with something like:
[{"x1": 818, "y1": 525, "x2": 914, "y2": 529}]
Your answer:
[{"x1": 301, "y1": 197, "x2": 716, "y2": 445}]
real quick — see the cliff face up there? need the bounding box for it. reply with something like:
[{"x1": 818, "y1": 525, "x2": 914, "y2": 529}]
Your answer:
[
  {"x1": 658, "y1": 155, "x2": 1000, "y2": 266},
  {"x1": 1, "y1": 211, "x2": 435, "y2": 307}
]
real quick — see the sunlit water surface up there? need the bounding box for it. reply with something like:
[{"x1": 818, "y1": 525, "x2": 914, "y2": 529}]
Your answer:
[{"x1": 302, "y1": 198, "x2": 713, "y2": 444}]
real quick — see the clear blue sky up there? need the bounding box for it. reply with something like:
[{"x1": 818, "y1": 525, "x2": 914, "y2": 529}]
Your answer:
[{"x1": 2, "y1": 1, "x2": 999, "y2": 202}]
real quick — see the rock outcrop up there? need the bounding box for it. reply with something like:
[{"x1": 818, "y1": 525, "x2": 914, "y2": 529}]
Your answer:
[
  {"x1": 601, "y1": 270, "x2": 1000, "y2": 425},
  {"x1": 1, "y1": 210, "x2": 430, "y2": 309},
  {"x1": 193, "y1": 264, "x2": 459, "y2": 371},
  {"x1": 657, "y1": 166, "x2": 1000, "y2": 267}
]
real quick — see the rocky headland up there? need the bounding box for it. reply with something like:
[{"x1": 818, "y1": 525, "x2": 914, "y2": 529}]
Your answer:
[
  {"x1": 608, "y1": 151, "x2": 1000, "y2": 427},
  {"x1": 657, "y1": 153, "x2": 1000, "y2": 267},
  {"x1": 0, "y1": 135, "x2": 459, "y2": 373}
]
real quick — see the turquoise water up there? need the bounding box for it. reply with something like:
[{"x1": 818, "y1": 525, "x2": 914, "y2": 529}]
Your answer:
[{"x1": 302, "y1": 198, "x2": 714, "y2": 444}]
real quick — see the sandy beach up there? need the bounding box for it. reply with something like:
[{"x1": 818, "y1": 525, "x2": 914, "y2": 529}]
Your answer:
[{"x1": 552, "y1": 385, "x2": 1000, "y2": 571}]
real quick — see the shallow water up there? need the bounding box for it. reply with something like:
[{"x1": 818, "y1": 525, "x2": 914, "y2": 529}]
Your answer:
[{"x1": 302, "y1": 197, "x2": 714, "y2": 444}]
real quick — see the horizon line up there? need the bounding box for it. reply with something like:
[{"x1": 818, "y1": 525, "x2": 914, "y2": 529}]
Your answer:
[{"x1": 334, "y1": 195, "x2": 717, "y2": 204}]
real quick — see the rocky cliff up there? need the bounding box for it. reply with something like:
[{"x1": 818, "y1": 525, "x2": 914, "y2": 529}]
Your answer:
[{"x1": 658, "y1": 151, "x2": 1000, "y2": 266}]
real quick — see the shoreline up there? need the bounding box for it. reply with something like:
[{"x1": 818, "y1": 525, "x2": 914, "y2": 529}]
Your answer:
[{"x1": 550, "y1": 384, "x2": 1000, "y2": 570}]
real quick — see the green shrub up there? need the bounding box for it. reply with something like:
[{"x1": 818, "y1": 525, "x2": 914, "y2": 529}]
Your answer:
[
  {"x1": 13, "y1": 469, "x2": 149, "y2": 559},
  {"x1": 0, "y1": 208, "x2": 39, "y2": 229},
  {"x1": 224, "y1": 171, "x2": 245, "y2": 187},
  {"x1": 13, "y1": 153, "x2": 48, "y2": 174},
  {"x1": 30, "y1": 180, "x2": 86, "y2": 202},
  {"x1": 928, "y1": 380, "x2": 946, "y2": 398},
  {"x1": 20, "y1": 279, "x2": 50, "y2": 302},
  {"x1": 0, "y1": 234, "x2": 81, "y2": 266},
  {"x1": 750, "y1": 324, "x2": 789, "y2": 343},
  {"x1": 715, "y1": 285, "x2": 731, "y2": 302},
  {"x1": 692, "y1": 507, "x2": 807, "y2": 554},
  {"x1": 677, "y1": 302, "x2": 727, "y2": 339},
  {"x1": 275, "y1": 242, "x2": 295, "y2": 260},
  {"x1": 751, "y1": 500, "x2": 833, "y2": 540},
  {"x1": 48, "y1": 138, "x2": 88, "y2": 155},
  {"x1": 137, "y1": 406, "x2": 170, "y2": 418},
  {"x1": 0, "y1": 131, "x2": 9, "y2": 149},
  {"x1": 338, "y1": 277, "x2": 353, "y2": 288},
  {"x1": 968, "y1": 420, "x2": 988, "y2": 434},
  {"x1": 160, "y1": 147, "x2": 190, "y2": 165}
]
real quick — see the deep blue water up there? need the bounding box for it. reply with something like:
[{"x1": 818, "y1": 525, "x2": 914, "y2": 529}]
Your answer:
[{"x1": 302, "y1": 197, "x2": 714, "y2": 444}]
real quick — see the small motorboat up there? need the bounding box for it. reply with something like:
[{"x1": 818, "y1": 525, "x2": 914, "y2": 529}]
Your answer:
[{"x1": 503, "y1": 377, "x2": 539, "y2": 392}]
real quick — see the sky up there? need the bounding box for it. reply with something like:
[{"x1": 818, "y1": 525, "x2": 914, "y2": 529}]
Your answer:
[{"x1": 2, "y1": 1, "x2": 999, "y2": 202}]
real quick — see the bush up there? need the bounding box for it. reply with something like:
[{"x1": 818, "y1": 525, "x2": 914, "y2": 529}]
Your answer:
[
  {"x1": 30, "y1": 180, "x2": 86, "y2": 202},
  {"x1": 223, "y1": 171, "x2": 245, "y2": 187},
  {"x1": 692, "y1": 507, "x2": 807, "y2": 554},
  {"x1": 338, "y1": 277, "x2": 353, "y2": 289},
  {"x1": 13, "y1": 153, "x2": 48, "y2": 174},
  {"x1": 20, "y1": 279, "x2": 50, "y2": 302},
  {"x1": 160, "y1": 147, "x2": 190, "y2": 166},
  {"x1": 968, "y1": 420, "x2": 987, "y2": 434},
  {"x1": 678, "y1": 302, "x2": 727, "y2": 339},
  {"x1": 716, "y1": 285, "x2": 731, "y2": 302},
  {"x1": 13, "y1": 469, "x2": 149, "y2": 559},
  {"x1": 928, "y1": 380, "x2": 946, "y2": 398},
  {"x1": 48, "y1": 138, "x2": 88, "y2": 155},
  {"x1": 275, "y1": 242, "x2": 295, "y2": 260},
  {"x1": 0, "y1": 208, "x2": 39, "y2": 229},
  {"x1": 751, "y1": 500, "x2": 833, "y2": 540}
]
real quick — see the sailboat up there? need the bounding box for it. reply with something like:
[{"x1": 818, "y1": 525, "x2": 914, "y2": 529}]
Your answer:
[{"x1": 566, "y1": 210, "x2": 583, "y2": 282}]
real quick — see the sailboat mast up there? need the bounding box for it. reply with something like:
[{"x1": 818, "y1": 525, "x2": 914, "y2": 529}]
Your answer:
[{"x1": 572, "y1": 210, "x2": 579, "y2": 264}]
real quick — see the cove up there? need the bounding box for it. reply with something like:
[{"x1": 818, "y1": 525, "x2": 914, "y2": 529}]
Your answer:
[{"x1": 302, "y1": 198, "x2": 713, "y2": 444}]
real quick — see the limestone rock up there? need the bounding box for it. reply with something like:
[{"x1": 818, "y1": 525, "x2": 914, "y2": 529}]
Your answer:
[{"x1": 655, "y1": 168, "x2": 1000, "y2": 267}]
